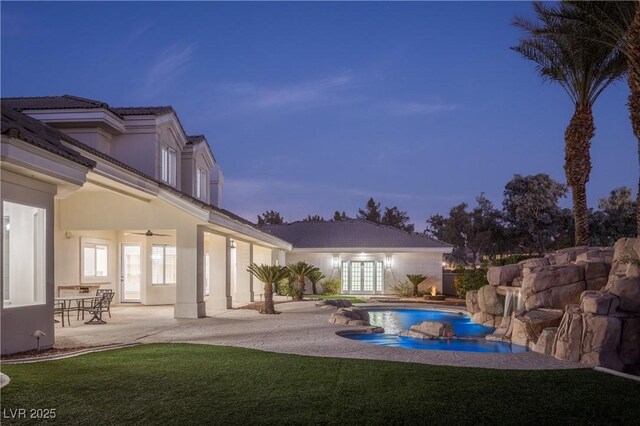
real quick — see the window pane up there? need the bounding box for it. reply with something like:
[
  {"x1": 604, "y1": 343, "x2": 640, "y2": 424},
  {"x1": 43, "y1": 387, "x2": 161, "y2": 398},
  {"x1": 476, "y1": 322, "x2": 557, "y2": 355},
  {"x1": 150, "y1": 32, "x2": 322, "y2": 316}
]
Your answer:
[
  {"x1": 165, "y1": 246, "x2": 177, "y2": 284},
  {"x1": 83, "y1": 246, "x2": 95, "y2": 277},
  {"x1": 204, "y1": 253, "x2": 210, "y2": 296},
  {"x1": 161, "y1": 147, "x2": 168, "y2": 182},
  {"x1": 151, "y1": 245, "x2": 164, "y2": 284},
  {"x1": 376, "y1": 261, "x2": 384, "y2": 292},
  {"x1": 351, "y1": 262, "x2": 361, "y2": 291},
  {"x1": 341, "y1": 261, "x2": 349, "y2": 292},
  {"x1": 363, "y1": 262, "x2": 374, "y2": 292},
  {"x1": 95, "y1": 245, "x2": 108, "y2": 277},
  {"x1": 2, "y1": 201, "x2": 46, "y2": 308},
  {"x1": 196, "y1": 169, "x2": 202, "y2": 198}
]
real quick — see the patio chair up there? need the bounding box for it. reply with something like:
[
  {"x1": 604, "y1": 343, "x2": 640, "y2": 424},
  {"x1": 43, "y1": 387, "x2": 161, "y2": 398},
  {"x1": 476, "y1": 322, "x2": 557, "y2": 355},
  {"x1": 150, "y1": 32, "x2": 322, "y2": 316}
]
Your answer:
[
  {"x1": 84, "y1": 292, "x2": 114, "y2": 325},
  {"x1": 54, "y1": 300, "x2": 69, "y2": 327},
  {"x1": 96, "y1": 289, "x2": 114, "y2": 318}
]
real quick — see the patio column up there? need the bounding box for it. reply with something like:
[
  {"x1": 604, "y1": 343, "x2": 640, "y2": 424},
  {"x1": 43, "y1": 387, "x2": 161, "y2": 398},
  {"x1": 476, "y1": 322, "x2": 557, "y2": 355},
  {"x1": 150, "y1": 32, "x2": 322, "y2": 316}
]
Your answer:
[
  {"x1": 233, "y1": 240, "x2": 253, "y2": 304},
  {"x1": 207, "y1": 233, "x2": 231, "y2": 309},
  {"x1": 175, "y1": 224, "x2": 206, "y2": 318}
]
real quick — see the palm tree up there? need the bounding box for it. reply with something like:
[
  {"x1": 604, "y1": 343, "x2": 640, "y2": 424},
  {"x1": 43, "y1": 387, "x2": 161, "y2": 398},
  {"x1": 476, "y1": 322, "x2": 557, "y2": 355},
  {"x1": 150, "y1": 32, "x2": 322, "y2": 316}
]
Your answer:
[
  {"x1": 247, "y1": 264, "x2": 289, "y2": 314},
  {"x1": 407, "y1": 274, "x2": 427, "y2": 297},
  {"x1": 557, "y1": 1, "x2": 640, "y2": 236},
  {"x1": 286, "y1": 261, "x2": 320, "y2": 301},
  {"x1": 307, "y1": 270, "x2": 326, "y2": 295},
  {"x1": 512, "y1": 2, "x2": 627, "y2": 246}
]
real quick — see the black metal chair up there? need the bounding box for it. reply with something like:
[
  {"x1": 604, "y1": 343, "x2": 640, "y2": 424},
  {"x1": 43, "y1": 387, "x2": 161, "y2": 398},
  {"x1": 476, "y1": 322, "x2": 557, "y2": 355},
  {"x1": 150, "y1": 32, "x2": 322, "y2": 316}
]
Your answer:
[
  {"x1": 84, "y1": 292, "x2": 114, "y2": 325},
  {"x1": 96, "y1": 289, "x2": 114, "y2": 318},
  {"x1": 54, "y1": 300, "x2": 69, "y2": 327}
]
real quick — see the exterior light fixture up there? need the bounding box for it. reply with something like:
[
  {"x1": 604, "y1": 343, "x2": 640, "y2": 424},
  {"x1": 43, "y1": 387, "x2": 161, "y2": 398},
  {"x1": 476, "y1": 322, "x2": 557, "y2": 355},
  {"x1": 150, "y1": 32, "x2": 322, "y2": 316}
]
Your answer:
[
  {"x1": 385, "y1": 255, "x2": 392, "y2": 268},
  {"x1": 230, "y1": 239, "x2": 236, "y2": 249},
  {"x1": 332, "y1": 255, "x2": 340, "y2": 269}
]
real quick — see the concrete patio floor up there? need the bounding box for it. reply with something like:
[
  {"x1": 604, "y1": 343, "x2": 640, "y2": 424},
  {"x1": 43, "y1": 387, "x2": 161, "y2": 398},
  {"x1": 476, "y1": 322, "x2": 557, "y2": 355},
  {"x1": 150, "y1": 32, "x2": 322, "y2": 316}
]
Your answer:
[{"x1": 54, "y1": 300, "x2": 583, "y2": 370}]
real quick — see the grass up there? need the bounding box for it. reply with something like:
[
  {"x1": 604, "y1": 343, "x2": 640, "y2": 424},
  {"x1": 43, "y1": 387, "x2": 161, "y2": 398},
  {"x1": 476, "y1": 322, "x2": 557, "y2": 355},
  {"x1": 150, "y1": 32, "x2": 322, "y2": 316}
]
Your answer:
[
  {"x1": 1, "y1": 344, "x2": 639, "y2": 425},
  {"x1": 304, "y1": 294, "x2": 367, "y2": 303}
]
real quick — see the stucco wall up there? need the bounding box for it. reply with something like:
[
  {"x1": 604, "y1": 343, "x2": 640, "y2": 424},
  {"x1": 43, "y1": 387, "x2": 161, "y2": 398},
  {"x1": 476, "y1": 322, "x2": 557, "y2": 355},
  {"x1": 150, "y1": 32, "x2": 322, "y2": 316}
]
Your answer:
[
  {"x1": 285, "y1": 251, "x2": 445, "y2": 295},
  {"x1": 1, "y1": 172, "x2": 56, "y2": 354}
]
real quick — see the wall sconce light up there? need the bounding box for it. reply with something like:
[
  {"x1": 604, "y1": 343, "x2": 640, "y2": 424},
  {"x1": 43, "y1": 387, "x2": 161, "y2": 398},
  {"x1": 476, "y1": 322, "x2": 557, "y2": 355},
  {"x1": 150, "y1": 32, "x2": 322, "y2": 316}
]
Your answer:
[
  {"x1": 230, "y1": 239, "x2": 236, "y2": 249},
  {"x1": 385, "y1": 255, "x2": 392, "y2": 268},
  {"x1": 332, "y1": 255, "x2": 340, "y2": 269}
]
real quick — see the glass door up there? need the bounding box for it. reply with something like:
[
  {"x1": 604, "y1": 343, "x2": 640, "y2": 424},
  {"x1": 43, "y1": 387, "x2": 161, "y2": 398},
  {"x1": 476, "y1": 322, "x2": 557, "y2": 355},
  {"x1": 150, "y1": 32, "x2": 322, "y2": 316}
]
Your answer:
[{"x1": 121, "y1": 244, "x2": 141, "y2": 302}]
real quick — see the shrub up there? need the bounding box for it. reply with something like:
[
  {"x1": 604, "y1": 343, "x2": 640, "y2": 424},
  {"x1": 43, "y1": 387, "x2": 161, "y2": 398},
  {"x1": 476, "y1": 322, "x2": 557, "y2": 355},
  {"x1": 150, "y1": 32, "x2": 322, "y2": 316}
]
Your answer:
[
  {"x1": 275, "y1": 278, "x2": 292, "y2": 297},
  {"x1": 390, "y1": 281, "x2": 414, "y2": 297},
  {"x1": 321, "y1": 279, "x2": 341, "y2": 295},
  {"x1": 492, "y1": 254, "x2": 539, "y2": 266},
  {"x1": 454, "y1": 267, "x2": 488, "y2": 298}
]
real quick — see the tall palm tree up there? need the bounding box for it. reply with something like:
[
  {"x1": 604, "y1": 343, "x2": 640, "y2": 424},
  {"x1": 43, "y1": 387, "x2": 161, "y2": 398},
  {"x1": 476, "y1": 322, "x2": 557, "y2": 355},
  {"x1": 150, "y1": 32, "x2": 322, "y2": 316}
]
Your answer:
[
  {"x1": 307, "y1": 270, "x2": 326, "y2": 295},
  {"x1": 558, "y1": 1, "x2": 640, "y2": 236},
  {"x1": 286, "y1": 261, "x2": 320, "y2": 301},
  {"x1": 247, "y1": 264, "x2": 289, "y2": 314},
  {"x1": 512, "y1": 2, "x2": 627, "y2": 246}
]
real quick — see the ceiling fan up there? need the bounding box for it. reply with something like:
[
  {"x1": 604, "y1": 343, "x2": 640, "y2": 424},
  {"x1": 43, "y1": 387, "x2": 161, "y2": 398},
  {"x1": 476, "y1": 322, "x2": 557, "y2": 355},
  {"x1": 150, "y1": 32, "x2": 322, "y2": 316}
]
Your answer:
[{"x1": 125, "y1": 230, "x2": 172, "y2": 237}]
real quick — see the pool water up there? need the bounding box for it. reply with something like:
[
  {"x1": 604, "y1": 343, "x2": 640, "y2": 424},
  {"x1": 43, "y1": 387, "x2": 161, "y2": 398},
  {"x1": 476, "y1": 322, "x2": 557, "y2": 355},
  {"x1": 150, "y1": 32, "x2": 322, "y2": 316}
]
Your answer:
[{"x1": 342, "y1": 308, "x2": 528, "y2": 353}]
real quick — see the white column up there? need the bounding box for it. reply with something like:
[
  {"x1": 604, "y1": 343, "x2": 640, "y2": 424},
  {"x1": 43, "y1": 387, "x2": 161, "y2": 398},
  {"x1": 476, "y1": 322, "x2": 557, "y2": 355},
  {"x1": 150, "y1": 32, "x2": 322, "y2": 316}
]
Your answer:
[
  {"x1": 207, "y1": 232, "x2": 231, "y2": 309},
  {"x1": 233, "y1": 240, "x2": 252, "y2": 304},
  {"x1": 175, "y1": 224, "x2": 206, "y2": 318}
]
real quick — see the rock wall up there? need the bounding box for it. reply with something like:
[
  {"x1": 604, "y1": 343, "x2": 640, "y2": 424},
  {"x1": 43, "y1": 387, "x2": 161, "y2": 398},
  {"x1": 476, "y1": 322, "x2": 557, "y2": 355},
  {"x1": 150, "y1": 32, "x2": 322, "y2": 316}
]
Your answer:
[{"x1": 467, "y1": 239, "x2": 640, "y2": 373}]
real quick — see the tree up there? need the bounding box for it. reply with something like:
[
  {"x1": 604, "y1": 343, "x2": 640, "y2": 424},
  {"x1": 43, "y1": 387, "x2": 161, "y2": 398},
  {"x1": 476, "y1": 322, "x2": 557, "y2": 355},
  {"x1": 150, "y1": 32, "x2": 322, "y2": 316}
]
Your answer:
[
  {"x1": 332, "y1": 211, "x2": 348, "y2": 221},
  {"x1": 381, "y1": 207, "x2": 415, "y2": 233},
  {"x1": 512, "y1": 2, "x2": 627, "y2": 245},
  {"x1": 425, "y1": 194, "x2": 503, "y2": 264},
  {"x1": 559, "y1": 1, "x2": 640, "y2": 236},
  {"x1": 286, "y1": 261, "x2": 320, "y2": 301},
  {"x1": 502, "y1": 174, "x2": 568, "y2": 254},
  {"x1": 303, "y1": 215, "x2": 325, "y2": 222},
  {"x1": 406, "y1": 274, "x2": 427, "y2": 297},
  {"x1": 307, "y1": 270, "x2": 326, "y2": 295},
  {"x1": 357, "y1": 198, "x2": 382, "y2": 223},
  {"x1": 590, "y1": 187, "x2": 637, "y2": 245},
  {"x1": 257, "y1": 210, "x2": 284, "y2": 225},
  {"x1": 246, "y1": 264, "x2": 289, "y2": 314}
]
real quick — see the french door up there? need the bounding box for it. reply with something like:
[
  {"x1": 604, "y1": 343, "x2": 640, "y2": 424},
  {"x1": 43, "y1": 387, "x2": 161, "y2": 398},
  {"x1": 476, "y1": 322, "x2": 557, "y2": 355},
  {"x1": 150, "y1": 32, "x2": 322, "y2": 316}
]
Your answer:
[
  {"x1": 121, "y1": 244, "x2": 142, "y2": 303},
  {"x1": 341, "y1": 261, "x2": 384, "y2": 294}
]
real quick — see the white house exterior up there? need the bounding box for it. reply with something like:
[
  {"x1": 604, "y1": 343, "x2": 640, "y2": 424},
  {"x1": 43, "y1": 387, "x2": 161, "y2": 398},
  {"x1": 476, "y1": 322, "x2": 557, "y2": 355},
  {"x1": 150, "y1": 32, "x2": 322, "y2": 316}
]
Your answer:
[
  {"x1": 261, "y1": 220, "x2": 453, "y2": 294},
  {"x1": 1, "y1": 96, "x2": 291, "y2": 355}
]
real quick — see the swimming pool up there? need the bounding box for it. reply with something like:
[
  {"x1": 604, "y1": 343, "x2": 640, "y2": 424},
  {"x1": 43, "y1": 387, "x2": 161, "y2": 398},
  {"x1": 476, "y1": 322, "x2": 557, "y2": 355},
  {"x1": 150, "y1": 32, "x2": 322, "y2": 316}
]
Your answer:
[{"x1": 341, "y1": 308, "x2": 528, "y2": 353}]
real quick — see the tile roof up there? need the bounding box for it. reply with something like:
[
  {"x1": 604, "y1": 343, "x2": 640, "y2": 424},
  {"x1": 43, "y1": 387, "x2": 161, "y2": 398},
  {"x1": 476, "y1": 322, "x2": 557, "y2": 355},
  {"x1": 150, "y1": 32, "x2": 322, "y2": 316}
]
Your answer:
[
  {"x1": 2, "y1": 95, "x2": 121, "y2": 116},
  {"x1": 1, "y1": 107, "x2": 96, "y2": 168},
  {"x1": 261, "y1": 220, "x2": 452, "y2": 250},
  {"x1": 111, "y1": 106, "x2": 175, "y2": 116}
]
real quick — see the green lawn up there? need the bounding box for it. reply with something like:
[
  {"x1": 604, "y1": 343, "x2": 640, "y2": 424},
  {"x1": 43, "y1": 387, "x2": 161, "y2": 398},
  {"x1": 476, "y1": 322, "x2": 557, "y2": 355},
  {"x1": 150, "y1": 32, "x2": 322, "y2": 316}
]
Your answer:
[
  {"x1": 304, "y1": 294, "x2": 366, "y2": 303},
  {"x1": 1, "y1": 344, "x2": 639, "y2": 425}
]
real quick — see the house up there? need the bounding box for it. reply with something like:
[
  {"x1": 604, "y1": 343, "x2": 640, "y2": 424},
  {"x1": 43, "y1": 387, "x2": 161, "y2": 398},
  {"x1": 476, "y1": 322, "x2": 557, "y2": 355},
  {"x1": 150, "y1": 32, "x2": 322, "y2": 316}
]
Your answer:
[
  {"x1": 261, "y1": 220, "x2": 453, "y2": 294},
  {"x1": 1, "y1": 95, "x2": 292, "y2": 354}
]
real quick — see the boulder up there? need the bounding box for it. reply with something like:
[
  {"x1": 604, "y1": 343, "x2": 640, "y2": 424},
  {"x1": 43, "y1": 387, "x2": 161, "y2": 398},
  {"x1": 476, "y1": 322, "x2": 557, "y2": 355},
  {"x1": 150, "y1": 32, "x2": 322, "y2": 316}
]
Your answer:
[
  {"x1": 519, "y1": 257, "x2": 550, "y2": 269},
  {"x1": 608, "y1": 238, "x2": 639, "y2": 281},
  {"x1": 487, "y1": 264, "x2": 522, "y2": 286},
  {"x1": 582, "y1": 262, "x2": 611, "y2": 291},
  {"x1": 606, "y1": 277, "x2": 640, "y2": 313},
  {"x1": 575, "y1": 248, "x2": 614, "y2": 264},
  {"x1": 550, "y1": 246, "x2": 590, "y2": 265},
  {"x1": 533, "y1": 327, "x2": 557, "y2": 355},
  {"x1": 580, "y1": 314, "x2": 623, "y2": 371},
  {"x1": 510, "y1": 309, "x2": 564, "y2": 347},
  {"x1": 553, "y1": 305, "x2": 583, "y2": 362},
  {"x1": 400, "y1": 321, "x2": 456, "y2": 339},
  {"x1": 465, "y1": 290, "x2": 480, "y2": 315},
  {"x1": 522, "y1": 265, "x2": 585, "y2": 295},
  {"x1": 471, "y1": 311, "x2": 502, "y2": 327},
  {"x1": 329, "y1": 307, "x2": 370, "y2": 325},
  {"x1": 511, "y1": 277, "x2": 523, "y2": 287},
  {"x1": 524, "y1": 280, "x2": 586, "y2": 310},
  {"x1": 620, "y1": 317, "x2": 640, "y2": 369},
  {"x1": 487, "y1": 315, "x2": 513, "y2": 341},
  {"x1": 579, "y1": 291, "x2": 620, "y2": 315},
  {"x1": 477, "y1": 285, "x2": 503, "y2": 316}
]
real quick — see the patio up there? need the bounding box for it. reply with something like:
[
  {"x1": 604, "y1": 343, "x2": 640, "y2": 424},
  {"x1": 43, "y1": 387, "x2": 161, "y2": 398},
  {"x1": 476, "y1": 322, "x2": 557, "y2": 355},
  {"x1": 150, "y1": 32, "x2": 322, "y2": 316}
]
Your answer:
[{"x1": 53, "y1": 300, "x2": 582, "y2": 370}]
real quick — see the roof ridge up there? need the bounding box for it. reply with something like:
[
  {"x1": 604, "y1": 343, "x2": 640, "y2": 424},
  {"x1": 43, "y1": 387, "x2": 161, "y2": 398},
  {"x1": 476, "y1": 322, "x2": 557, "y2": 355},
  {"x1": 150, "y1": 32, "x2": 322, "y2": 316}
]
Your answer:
[
  {"x1": 112, "y1": 105, "x2": 173, "y2": 110},
  {"x1": 1, "y1": 95, "x2": 63, "y2": 100},
  {"x1": 62, "y1": 94, "x2": 108, "y2": 107}
]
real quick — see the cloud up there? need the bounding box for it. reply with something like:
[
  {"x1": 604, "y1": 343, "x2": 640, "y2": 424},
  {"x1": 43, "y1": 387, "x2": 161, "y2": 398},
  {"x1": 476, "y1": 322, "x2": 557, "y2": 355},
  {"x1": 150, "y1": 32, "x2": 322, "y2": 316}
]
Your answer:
[
  {"x1": 123, "y1": 21, "x2": 154, "y2": 48},
  {"x1": 383, "y1": 100, "x2": 457, "y2": 116},
  {"x1": 138, "y1": 43, "x2": 195, "y2": 98},
  {"x1": 212, "y1": 73, "x2": 361, "y2": 116}
]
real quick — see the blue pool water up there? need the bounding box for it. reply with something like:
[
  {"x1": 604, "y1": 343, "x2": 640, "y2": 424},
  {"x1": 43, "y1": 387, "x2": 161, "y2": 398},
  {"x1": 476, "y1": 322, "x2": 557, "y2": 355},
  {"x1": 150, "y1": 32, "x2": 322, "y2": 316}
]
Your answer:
[{"x1": 342, "y1": 308, "x2": 528, "y2": 353}]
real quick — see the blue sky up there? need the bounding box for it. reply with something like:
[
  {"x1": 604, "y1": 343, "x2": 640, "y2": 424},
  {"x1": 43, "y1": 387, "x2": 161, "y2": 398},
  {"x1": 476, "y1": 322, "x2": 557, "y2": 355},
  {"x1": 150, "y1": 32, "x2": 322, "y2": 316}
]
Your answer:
[{"x1": 2, "y1": 1, "x2": 636, "y2": 230}]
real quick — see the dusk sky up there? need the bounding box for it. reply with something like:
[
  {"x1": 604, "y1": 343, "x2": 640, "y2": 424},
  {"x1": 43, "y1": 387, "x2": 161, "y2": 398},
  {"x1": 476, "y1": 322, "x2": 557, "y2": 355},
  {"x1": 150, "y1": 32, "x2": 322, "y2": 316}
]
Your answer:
[{"x1": 2, "y1": 1, "x2": 636, "y2": 230}]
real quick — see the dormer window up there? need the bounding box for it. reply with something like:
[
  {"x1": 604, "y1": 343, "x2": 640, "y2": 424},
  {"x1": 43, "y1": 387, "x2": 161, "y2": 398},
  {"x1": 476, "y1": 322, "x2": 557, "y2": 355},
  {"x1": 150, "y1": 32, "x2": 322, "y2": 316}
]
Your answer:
[
  {"x1": 161, "y1": 145, "x2": 176, "y2": 186},
  {"x1": 195, "y1": 168, "x2": 208, "y2": 202}
]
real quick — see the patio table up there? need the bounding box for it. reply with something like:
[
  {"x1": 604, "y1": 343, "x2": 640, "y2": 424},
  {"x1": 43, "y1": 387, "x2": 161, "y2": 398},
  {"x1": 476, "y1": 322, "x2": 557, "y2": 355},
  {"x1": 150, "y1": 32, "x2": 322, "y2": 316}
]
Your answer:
[{"x1": 54, "y1": 295, "x2": 100, "y2": 327}]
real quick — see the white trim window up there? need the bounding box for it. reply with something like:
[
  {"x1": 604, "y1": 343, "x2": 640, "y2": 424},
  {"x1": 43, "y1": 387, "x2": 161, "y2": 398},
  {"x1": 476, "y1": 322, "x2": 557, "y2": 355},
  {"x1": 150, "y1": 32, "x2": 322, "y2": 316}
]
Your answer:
[
  {"x1": 81, "y1": 238, "x2": 109, "y2": 282},
  {"x1": 161, "y1": 145, "x2": 177, "y2": 186},
  {"x1": 152, "y1": 244, "x2": 177, "y2": 286},
  {"x1": 2, "y1": 201, "x2": 46, "y2": 308},
  {"x1": 195, "y1": 168, "x2": 208, "y2": 202}
]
